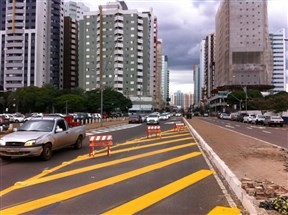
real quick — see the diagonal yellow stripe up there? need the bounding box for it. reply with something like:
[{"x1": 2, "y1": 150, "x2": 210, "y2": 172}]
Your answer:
[
  {"x1": 102, "y1": 170, "x2": 213, "y2": 215},
  {"x1": 208, "y1": 206, "x2": 241, "y2": 215},
  {"x1": 0, "y1": 137, "x2": 194, "y2": 196},
  {"x1": 13, "y1": 143, "x2": 198, "y2": 188},
  {"x1": 0, "y1": 152, "x2": 202, "y2": 214}
]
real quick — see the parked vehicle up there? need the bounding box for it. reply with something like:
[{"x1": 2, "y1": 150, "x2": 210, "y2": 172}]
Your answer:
[
  {"x1": 243, "y1": 114, "x2": 256, "y2": 123},
  {"x1": 128, "y1": 114, "x2": 142, "y2": 124},
  {"x1": 218, "y1": 112, "x2": 230, "y2": 120},
  {"x1": 175, "y1": 112, "x2": 182, "y2": 117},
  {"x1": 11, "y1": 113, "x2": 25, "y2": 123},
  {"x1": 24, "y1": 113, "x2": 43, "y2": 122},
  {"x1": 146, "y1": 114, "x2": 160, "y2": 125},
  {"x1": 159, "y1": 113, "x2": 169, "y2": 120},
  {"x1": 0, "y1": 116, "x2": 10, "y2": 131},
  {"x1": 236, "y1": 113, "x2": 248, "y2": 122},
  {"x1": 139, "y1": 113, "x2": 147, "y2": 122},
  {"x1": 251, "y1": 115, "x2": 265, "y2": 125},
  {"x1": 263, "y1": 116, "x2": 284, "y2": 127},
  {"x1": 0, "y1": 116, "x2": 86, "y2": 161}
]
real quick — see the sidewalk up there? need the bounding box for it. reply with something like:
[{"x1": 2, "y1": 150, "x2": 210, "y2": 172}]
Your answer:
[{"x1": 184, "y1": 117, "x2": 288, "y2": 215}]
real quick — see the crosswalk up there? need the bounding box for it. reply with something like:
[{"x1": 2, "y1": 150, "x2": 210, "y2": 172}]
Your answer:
[{"x1": 86, "y1": 123, "x2": 142, "y2": 136}]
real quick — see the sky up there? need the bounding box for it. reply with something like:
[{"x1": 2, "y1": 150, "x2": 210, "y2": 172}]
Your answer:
[{"x1": 68, "y1": 0, "x2": 288, "y2": 93}]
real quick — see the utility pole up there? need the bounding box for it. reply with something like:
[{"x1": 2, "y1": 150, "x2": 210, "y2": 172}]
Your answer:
[{"x1": 99, "y1": 5, "x2": 103, "y2": 127}]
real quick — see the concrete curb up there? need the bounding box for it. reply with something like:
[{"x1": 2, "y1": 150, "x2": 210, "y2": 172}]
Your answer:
[{"x1": 183, "y1": 118, "x2": 267, "y2": 215}]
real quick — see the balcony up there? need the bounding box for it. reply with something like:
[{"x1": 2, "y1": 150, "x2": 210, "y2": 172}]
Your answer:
[{"x1": 114, "y1": 49, "x2": 123, "y2": 55}]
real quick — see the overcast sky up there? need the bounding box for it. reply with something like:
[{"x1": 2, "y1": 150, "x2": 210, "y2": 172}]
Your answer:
[{"x1": 69, "y1": 0, "x2": 288, "y2": 93}]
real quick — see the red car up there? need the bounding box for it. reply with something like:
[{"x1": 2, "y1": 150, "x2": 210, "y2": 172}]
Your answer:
[
  {"x1": 128, "y1": 115, "x2": 142, "y2": 124},
  {"x1": 0, "y1": 116, "x2": 10, "y2": 131}
]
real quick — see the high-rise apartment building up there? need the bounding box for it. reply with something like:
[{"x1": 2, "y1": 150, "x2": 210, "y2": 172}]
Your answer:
[
  {"x1": 215, "y1": 0, "x2": 272, "y2": 89},
  {"x1": 63, "y1": 17, "x2": 78, "y2": 89},
  {"x1": 78, "y1": 1, "x2": 153, "y2": 99},
  {"x1": 161, "y1": 55, "x2": 169, "y2": 102},
  {"x1": 269, "y1": 28, "x2": 286, "y2": 93},
  {"x1": 200, "y1": 34, "x2": 215, "y2": 99},
  {"x1": 0, "y1": 0, "x2": 64, "y2": 91},
  {"x1": 63, "y1": 1, "x2": 89, "y2": 89},
  {"x1": 64, "y1": 1, "x2": 90, "y2": 21},
  {"x1": 193, "y1": 64, "x2": 201, "y2": 106}
]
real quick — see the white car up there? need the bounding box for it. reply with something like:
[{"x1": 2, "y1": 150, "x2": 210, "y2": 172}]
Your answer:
[
  {"x1": 11, "y1": 114, "x2": 25, "y2": 123},
  {"x1": 146, "y1": 114, "x2": 159, "y2": 125},
  {"x1": 159, "y1": 113, "x2": 169, "y2": 120},
  {"x1": 243, "y1": 114, "x2": 256, "y2": 123},
  {"x1": 175, "y1": 113, "x2": 182, "y2": 117},
  {"x1": 251, "y1": 114, "x2": 265, "y2": 125}
]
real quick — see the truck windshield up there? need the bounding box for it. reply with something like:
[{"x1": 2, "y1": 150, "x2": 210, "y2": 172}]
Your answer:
[{"x1": 18, "y1": 120, "x2": 54, "y2": 132}]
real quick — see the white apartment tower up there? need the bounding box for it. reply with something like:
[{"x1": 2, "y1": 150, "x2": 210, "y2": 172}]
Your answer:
[
  {"x1": 64, "y1": 1, "x2": 90, "y2": 21},
  {"x1": 78, "y1": 1, "x2": 154, "y2": 98},
  {"x1": 269, "y1": 28, "x2": 287, "y2": 93},
  {"x1": 0, "y1": 0, "x2": 64, "y2": 91},
  {"x1": 215, "y1": 0, "x2": 273, "y2": 89}
]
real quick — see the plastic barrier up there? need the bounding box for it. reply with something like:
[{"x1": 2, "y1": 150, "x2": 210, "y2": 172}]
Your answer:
[
  {"x1": 174, "y1": 123, "x2": 185, "y2": 132},
  {"x1": 88, "y1": 135, "x2": 113, "y2": 157},
  {"x1": 147, "y1": 126, "x2": 161, "y2": 138}
]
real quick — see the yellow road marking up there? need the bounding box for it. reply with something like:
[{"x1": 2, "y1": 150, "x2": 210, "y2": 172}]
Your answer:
[
  {"x1": 28, "y1": 132, "x2": 191, "y2": 180},
  {"x1": 1, "y1": 152, "x2": 202, "y2": 214},
  {"x1": 0, "y1": 136, "x2": 194, "y2": 196},
  {"x1": 12, "y1": 143, "x2": 198, "y2": 188},
  {"x1": 102, "y1": 170, "x2": 213, "y2": 215},
  {"x1": 208, "y1": 206, "x2": 241, "y2": 215}
]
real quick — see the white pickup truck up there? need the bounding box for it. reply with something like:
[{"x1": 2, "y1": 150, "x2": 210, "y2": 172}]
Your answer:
[{"x1": 0, "y1": 116, "x2": 86, "y2": 161}]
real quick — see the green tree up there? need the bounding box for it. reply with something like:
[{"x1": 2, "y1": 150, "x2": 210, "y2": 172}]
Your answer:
[{"x1": 54, "y1": 94, "x2": 86, "y2": 113}]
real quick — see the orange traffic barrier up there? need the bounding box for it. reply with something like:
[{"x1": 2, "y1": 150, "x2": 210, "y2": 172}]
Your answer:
[
  {"x1": 147, "y1": 126, "x2": 161, "y2": 138},
  {"x1": 174, "y1": 123, "x2": 185, "y2": 132},
  {"x1": 88, "y1": 135, "x2": 113, "y2": 157}
]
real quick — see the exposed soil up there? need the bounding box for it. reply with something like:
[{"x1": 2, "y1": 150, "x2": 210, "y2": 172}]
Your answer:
[{"x1": 187, "y1": 117, "x2": 288, "y2": 190}]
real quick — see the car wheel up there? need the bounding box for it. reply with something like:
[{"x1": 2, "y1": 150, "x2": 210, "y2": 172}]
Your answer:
[
  {"x1": 74, "y1": 136, "x2": 83, "y2": 149},
  {"x1": 40, "y1": 144, "x2": 52, "y2": 161}
]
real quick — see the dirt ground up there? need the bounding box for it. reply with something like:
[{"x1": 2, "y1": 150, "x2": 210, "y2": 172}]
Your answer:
[{"x1": 186, "y1": 117, "x2": 288, "y2": 191}]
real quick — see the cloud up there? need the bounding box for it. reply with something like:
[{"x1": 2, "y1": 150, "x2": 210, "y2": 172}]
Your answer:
[{"x1": 69, "y1": 0, "x2": 288, "y2": 93}]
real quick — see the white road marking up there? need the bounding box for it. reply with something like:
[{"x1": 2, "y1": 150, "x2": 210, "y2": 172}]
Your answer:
[
  {"x1": 86, "y1": 124, "x2": 141, "y2": 135},
  {"x1": 262, "y1": 130, "x2": 271, "y2": 134},
  {"x1": 225, "y1": 125, "x2": 235, "y2": 129}
]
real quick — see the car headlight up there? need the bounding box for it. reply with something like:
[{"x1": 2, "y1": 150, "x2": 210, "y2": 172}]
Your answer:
[
  {"x1": 0, "y1": 139, "x2": 5, "y2": 146},
  {"x1": 24, "y1": 140, "x2": 36, "y2": 146}
]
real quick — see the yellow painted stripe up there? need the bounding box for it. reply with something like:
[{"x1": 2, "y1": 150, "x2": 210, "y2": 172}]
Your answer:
[
  {"x1": 208, "y1": 206, "x2": 241, "y2": 215},
  {"x1": 1, "y1": 152, "x2": 202, "y2": 214},
  {"x1": 13, "y1": 143, "x2": 198, "y2": 188},
  {"x1": 0, "y1": 137, "x2": 194, "y2": 196},
  {"x1": 102, "y1": 170, "x2": 213, "y2": 215}
]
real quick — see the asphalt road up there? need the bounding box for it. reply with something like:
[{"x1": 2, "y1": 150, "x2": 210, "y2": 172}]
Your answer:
[
  {"x1": 0, "y1": 117, "x2": 240, "y2": 215},
  {"x1": 200, "y1": 117, "x2": 288, "y2": 149}
]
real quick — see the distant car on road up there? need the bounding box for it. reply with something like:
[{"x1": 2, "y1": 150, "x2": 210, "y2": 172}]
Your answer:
[
  {"x1": 175, "y1": 113, "x2": 182, "y2": 117},
  {"x1": 263, "y1": 115, "x2": 284, "y2": 127},
  {"x1": 159, "y1": 113, "x2": 169, "y2": 120},
  {"x1": 128, "y1": 114, "x2": 142, "y2": 124},
  {"x1": 251, "y1": 114, "x2": 265, "y2": 125},
  {"x1": 146, "y1": 114, "x2": 159, "y2": 125},
  {"x1": 218, "y1": 113, "x2": 230, "y2": 120},
  {"x1": 243, "y1": 114, "x2": 256, "y2": 123},
  {"x1": 0, "y1": 116, "x2": 10, "y2": 131}
]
